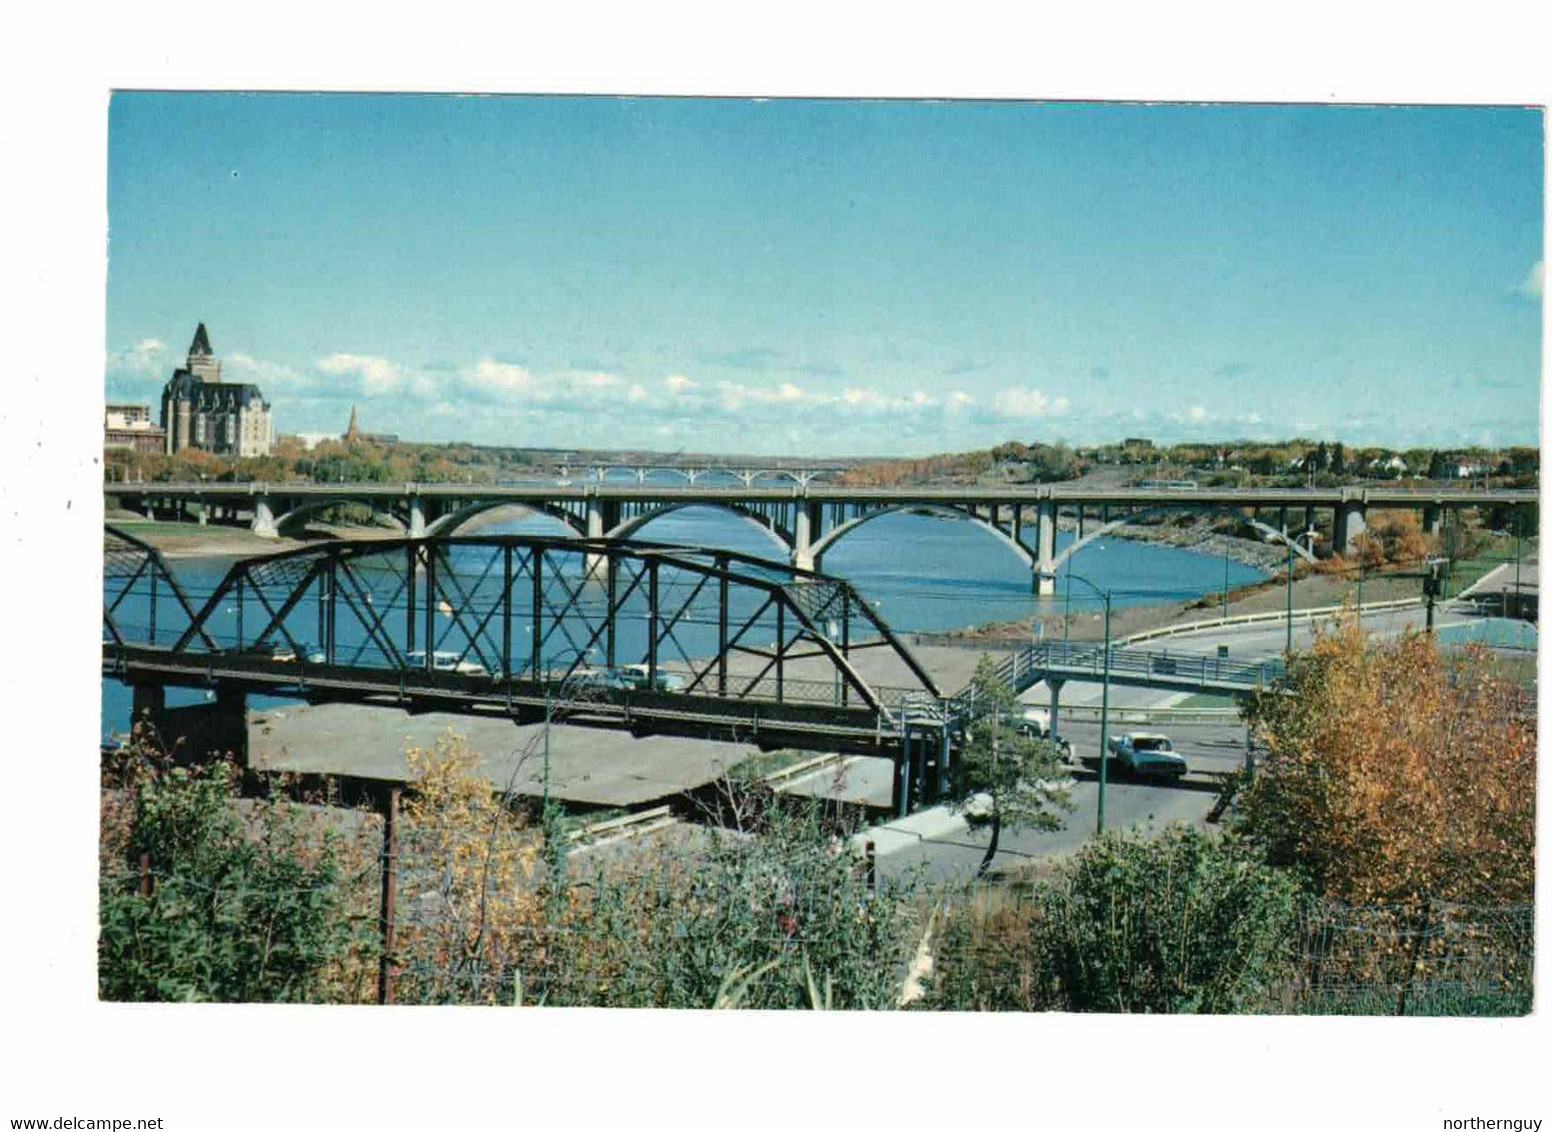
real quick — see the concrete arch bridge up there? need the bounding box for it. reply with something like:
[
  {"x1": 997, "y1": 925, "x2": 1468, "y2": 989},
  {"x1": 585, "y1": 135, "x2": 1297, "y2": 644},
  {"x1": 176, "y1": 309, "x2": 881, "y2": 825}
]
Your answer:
[{"x1": 105, "y1": 481, "x2": 1535, "y2": 595}]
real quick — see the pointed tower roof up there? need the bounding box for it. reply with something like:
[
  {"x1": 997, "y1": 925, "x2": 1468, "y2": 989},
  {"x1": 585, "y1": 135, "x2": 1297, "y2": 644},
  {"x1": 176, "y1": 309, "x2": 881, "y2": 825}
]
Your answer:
[
  {"x1": 344, "y1": 405, "x2": 361, "y2": 442},
  {"x1": 189, "y1": 322, "x2": 213, "y2": 358}
]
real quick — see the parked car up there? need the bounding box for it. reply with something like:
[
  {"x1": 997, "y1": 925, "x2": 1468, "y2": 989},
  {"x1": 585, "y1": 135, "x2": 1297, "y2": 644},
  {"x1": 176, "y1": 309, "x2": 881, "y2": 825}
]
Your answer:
[
  {"x1": 563, "y1": 666, "x2": 630, "y2": 690},
  {"x1": 242, "y1": 640, "x2": 325, "y2": 664},
  {"x1": 1015, "y1": 707, "x2": 1050, "y2": 738},
  {"x1": 1014, "y1": 708, "x2": 1075, "y2": 763},
  {"x1": 617, "y1": 663, "x2": 688, "y2": 692},
  {"x1": 406, "y1": 650, "x2": 489, "y2": 677},
  {"x1": 1107, "y1": 731, "x2": 1188, "y2": 778}
]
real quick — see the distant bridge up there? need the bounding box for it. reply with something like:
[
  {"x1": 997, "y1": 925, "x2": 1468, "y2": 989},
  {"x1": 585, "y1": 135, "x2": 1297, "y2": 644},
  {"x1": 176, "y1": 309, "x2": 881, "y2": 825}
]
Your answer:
[
  {"x1": 105, "y1": 481, "x2": 1537, "y2": 595},
  {"x1": 553, "y1": 463, "x2": 848, "y2": 486}
]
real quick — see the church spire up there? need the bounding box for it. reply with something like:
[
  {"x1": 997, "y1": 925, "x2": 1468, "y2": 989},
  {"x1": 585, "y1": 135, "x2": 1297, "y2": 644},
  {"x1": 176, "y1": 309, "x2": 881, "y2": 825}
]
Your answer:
[
  {"x1": 189, "y1": 322, "x2": 213, "y2": 358},
  {"x1": 345, "y1": 405, "x2": 361, "y2": 443}
]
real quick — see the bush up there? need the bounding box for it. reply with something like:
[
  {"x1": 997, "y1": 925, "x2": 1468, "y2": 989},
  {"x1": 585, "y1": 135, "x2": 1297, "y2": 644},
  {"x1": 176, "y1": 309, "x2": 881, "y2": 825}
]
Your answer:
[
  {"x1": 928, "y1": 826, "x2": 1303, "y2": 1013},
  {"x1": 99, "y1": 744, "x2": 377, "y2": 1003},
  {"x1": 531, "y1": 786, "x2": 926, "y2": 1009}
]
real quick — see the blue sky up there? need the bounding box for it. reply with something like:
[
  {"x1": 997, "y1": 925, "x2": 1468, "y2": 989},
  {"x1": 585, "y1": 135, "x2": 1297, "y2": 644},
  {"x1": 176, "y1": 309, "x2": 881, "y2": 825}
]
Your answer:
[{"x1": 105, "y1": 95, "x2": 1543, "y2": 455}]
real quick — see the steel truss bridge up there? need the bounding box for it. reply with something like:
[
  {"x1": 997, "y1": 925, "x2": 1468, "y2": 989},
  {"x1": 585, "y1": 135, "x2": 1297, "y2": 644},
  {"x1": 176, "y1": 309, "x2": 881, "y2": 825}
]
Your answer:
[
  {"x1": 102, "y1": 527, "x2": 948, "y2": 766},
  {"x1": 103, "y1": 523, "x2": 1311, "y2": 814},
  {"x1": 105, "y1": 481, "x2": 1536, "y2": 595}
]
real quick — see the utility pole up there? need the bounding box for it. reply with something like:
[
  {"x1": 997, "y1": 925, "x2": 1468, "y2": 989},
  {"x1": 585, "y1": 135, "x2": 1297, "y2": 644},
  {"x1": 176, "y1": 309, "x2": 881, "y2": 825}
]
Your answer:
[{"x1": 377, "y1": 786, "x2": 401, "y2": 1005}]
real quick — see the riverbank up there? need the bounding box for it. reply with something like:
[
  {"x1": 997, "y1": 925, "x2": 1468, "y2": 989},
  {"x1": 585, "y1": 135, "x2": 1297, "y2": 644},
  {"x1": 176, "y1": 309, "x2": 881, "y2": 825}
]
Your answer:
[
  {"x1": 105, "y1": 515, "x2": 398, "y2": 558},
  {"x1": 920, "y1": 566, "x2": 1430, "y2": 647},
  {"x1": 1074, "y1": 515, "x2": 1291, "y2": 572}
]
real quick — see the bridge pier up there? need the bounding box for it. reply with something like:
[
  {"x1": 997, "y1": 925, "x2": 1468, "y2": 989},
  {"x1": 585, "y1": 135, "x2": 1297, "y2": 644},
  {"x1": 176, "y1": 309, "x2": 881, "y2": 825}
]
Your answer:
[
  {"x1": 1334, "y1": 500, "x2": 1368, "y2": 555},
  {"x1": 1048, "y1": 677, "x2": 1064, "y2": 743},
  {"x1": 1035, "y1": 499, "x2": 1057, "y2": 595},
  {"x1": 252, "y1": 492, "x2": 278, "y2": 538},
  {"x1": 408, "y1": 495, "x2": 428, "y2": 539},
  {"x1": 130, "y1": 685, "x2": 249, "y2": 768},
  {"x1": 131, "y1": 683, "x2": 165, "y2": 723},
  {"x1": 792, "y1": 500, "x2": 820, "y2": 571},
  {"x1": 1423, "y1": 504, "x2": 1443, "y2": 536},
  {"x1": 584, "y1": 498, "x2": 622, "y2": 580}
]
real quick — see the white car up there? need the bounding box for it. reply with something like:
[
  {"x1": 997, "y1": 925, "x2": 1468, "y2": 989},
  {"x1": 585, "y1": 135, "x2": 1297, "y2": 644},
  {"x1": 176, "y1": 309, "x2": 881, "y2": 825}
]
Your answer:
[
  {"x1": 1014, "y1": 708, "x2": 1075, "y2": 763},
  {"x1": 407, "y1": 650, "x2": 489, "y2": 677},
  {"x1": 1107, "y1": 732, "x2": 1188, "y2": 779}
]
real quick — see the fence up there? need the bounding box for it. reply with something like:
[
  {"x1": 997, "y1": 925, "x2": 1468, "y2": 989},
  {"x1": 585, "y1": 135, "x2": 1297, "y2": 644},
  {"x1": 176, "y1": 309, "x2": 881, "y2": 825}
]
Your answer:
[
  {"x1": 924, "y1": 884, "x2": 1532, "y2": 1016},
  {"x1": 1273, "y1": 900, "x2": 1533, "y2": 1016}
]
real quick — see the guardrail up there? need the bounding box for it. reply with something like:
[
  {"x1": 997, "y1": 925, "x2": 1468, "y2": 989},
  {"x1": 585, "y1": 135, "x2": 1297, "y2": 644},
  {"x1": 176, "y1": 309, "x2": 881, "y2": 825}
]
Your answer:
[
  {"x1": 1118, "y1": 597, "x2": 1425, "y2": 646},
  {"x1": 568, "y1": 805, "x2": 676, "y2": 849},
  {"x1": 1050, "y1": 705, "x2": 1244, "y2": 725}
]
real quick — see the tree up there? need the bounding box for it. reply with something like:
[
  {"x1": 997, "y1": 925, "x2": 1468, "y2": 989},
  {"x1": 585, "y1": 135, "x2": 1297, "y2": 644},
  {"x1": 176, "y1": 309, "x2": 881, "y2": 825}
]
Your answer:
[
  {"x1": 946, "y1": 656, "x2": 1072, "y2": 876},
  {"x1": 1331, "y1": 442, "x2": 1346, "y2": 476},
  {"x1": 392, "y1": 733, "x2": 547, "y2": 1005},
  {"x1": 1236, "y1": 618, "x2": 1535, "y2": 907}
]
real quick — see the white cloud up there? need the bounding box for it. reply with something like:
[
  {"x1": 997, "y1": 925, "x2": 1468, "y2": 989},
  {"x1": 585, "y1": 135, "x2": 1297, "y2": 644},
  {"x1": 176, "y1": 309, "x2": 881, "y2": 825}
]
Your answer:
[
  {"x1": 1189, "y1": 405, "x2": 1208, "y2": 423},
  {"x1": 1519, "y1": 260, "x2": 1544, "y2": 299},
  {"x1": 664, "y1": 374, "x2": 698, "y2": 395},
  {"x1": 992, "y1": 387, "x2": 1068, "y2": 418},
  {"x1": 319, "y1": 353, "x2": 406, "y2": 395},
  {"x1": 226, "y1": 351, "x2": 310, "y2": 390},
  {"x1": 106, "y1": 337, "x2": 169, "y2": 377}
]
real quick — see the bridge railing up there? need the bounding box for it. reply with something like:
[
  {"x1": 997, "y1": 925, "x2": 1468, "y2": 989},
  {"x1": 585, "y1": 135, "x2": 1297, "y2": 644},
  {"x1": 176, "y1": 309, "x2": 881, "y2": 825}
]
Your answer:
[
  {"x1": 943, "y1": 639, "x2": 1287, "y2": 722},
  {"x1": 1023, "y1": 640, "x2": 1287, "y2": 689}
]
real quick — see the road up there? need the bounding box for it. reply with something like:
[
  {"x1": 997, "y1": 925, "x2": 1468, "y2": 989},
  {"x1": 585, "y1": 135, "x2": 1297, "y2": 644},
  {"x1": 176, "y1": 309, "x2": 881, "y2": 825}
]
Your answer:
[{"x1": 797, "y1": 591, "x2": 1535, "y2": 880}]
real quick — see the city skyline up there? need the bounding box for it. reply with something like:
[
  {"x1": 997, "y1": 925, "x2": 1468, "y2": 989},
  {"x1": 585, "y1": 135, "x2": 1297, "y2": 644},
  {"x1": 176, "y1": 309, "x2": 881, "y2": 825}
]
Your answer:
[{"x1": 107, "y1": 95, "x2": 1544, "y2": 455}]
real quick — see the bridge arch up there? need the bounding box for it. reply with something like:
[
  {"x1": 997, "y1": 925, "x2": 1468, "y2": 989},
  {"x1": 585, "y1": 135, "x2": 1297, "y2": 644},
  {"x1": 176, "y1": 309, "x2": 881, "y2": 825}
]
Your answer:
[
  {"x1": 272, "y1": 497, "x2": 407, "y2": 536},
  {"x1": 809, "y1": 503, "x2": 1037, "y2": 572},
  {"x1": 1053, "y1": 503, "x2": 1318, "y2": 571},
  {"x1": 605, "y1": 501, "x2": 795, "y2": 554},
  {"x1": 426, "y1": 499, "x2": 588, "y2": 539}
]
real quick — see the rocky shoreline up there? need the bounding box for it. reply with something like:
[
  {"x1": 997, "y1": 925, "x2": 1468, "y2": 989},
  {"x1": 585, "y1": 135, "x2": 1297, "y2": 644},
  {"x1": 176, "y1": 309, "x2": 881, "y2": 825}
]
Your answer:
[{"x1": 1083, "y1": 516, "x2": 1291, "y2": 572}]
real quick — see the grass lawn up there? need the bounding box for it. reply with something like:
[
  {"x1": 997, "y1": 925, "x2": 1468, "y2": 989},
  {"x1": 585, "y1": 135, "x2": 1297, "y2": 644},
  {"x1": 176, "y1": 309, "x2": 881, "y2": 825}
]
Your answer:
[
  {"x1": 726, "y1": 749, "x2": 813, "y2": 780},
  {"x1": 1174, "y1": 693, "x2": 1238, "y2": 709},
  {"x1": 1444, "y1": 535, "x2": 1532, "y2": 596}
]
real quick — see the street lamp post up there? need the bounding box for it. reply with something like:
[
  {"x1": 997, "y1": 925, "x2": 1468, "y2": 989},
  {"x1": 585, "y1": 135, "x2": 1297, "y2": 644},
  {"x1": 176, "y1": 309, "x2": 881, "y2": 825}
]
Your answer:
[
  {"x1": 1062, "y1": 571, "x2": 1113, "y2": 835},
  {"x1": 1063, "y1": 568, "x2": 1072, "y2": 643},
  {"x1": 1356, "y1": 554, "x2": 1365, "y2": 629},
  {"x1": 1285, "y1": 531, "x2": 1294, "y2": 653},
  {"x1": 1222, "y1": 542, "x2": 1230, "y2": 622}
]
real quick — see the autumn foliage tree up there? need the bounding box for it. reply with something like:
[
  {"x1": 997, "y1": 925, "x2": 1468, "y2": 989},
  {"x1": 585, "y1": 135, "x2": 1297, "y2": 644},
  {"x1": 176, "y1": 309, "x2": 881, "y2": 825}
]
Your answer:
[
  {"x1": 391, "y1": 733, "x2": 549, "y2": 1004},
  {"x1": 1236, "y1": 618, "x2": 1535, "y2": 907}
]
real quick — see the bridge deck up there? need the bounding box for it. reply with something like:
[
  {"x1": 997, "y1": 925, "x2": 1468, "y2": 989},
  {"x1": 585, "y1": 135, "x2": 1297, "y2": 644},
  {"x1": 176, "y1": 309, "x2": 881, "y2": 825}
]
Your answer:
[{"x1": 105, "y1": 644, "x2": 913, "y2": 756}]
